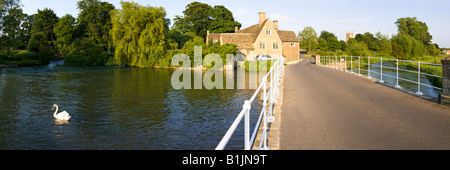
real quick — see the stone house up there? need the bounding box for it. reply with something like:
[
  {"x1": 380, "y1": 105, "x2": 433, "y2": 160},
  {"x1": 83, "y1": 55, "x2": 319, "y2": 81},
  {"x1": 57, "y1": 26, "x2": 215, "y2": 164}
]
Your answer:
[
  {"x1": 443, "y1": 49, "x2": 450, "y2": 55},
  {"x1": 206, "y1": 12, "x2": 299, "y2": 60}
]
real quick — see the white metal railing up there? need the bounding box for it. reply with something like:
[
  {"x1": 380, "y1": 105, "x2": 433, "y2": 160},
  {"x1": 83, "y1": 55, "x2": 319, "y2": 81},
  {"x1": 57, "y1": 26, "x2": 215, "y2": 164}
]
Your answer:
[
  {"x1": 319, "y1": 56, "x2": 443, "y2": 97},
  {"x1": 216, "y1": 57, "x2": 284, "y2": 150}
]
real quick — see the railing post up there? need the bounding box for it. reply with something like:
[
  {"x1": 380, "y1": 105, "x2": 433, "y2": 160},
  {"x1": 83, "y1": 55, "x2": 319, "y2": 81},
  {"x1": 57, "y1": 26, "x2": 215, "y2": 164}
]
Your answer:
[
  {"x1": 262, "y1": 77, "x2": 268, "y2": 150},
  {"x1": 395, "y1": 59, "x2": 401, "y2": 88},
  {"x1": 351, "y1": 56, "x2": 353, "y2": 73},
  {"x1": 368, "y1": 56, "x2": 371, "y2": 78},
  {"x1": 416, "y1": 61, "x2": 423, "y2": 95},
  {"x1": 358, "y1": 56, "x2": 361, "y2": 76},
  {"x1": 335, "y1": 56, "x2": 337, "y2": 69},
  {"x1": 380, "y1": 58, "x2": 384, "y2": 83},
  {"x1": 244, "y1": 100, "x2": 251, "y2": 150},
  {"x1": 345, "y1": 56, "x2": 347, "y2": 72}
]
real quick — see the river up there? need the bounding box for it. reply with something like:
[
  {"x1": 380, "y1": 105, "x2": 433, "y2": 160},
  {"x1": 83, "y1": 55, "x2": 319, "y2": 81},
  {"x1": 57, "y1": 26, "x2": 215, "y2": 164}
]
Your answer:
[
  {"x1": 356, "y1": 60, "x2": 441, "y2": 98},
  {"x1": 0, "y1": 60, "x2": 262, "y2": 150}
]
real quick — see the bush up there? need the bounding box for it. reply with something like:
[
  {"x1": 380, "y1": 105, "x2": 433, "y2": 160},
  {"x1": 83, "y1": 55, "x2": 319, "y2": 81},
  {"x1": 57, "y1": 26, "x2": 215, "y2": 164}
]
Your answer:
[
  {"x1": 27, "y1": 32, "x2": 55, "y2": 60},
  {"x1": 346, "y1": 41, "x2": 369, "y2": 56},
  {"x1": 64, "y1": 38, "x2": 109, "y2": 66}
]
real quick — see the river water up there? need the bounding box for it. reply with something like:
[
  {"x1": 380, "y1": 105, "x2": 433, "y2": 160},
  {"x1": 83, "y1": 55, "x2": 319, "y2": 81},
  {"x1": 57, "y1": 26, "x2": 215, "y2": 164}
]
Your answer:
[
  {"x1": 0, "y1": 61, "x2": 262, "y2": 150},
  {"x1": 359, "y1": 60, "x2": 441, "y2": 98}
]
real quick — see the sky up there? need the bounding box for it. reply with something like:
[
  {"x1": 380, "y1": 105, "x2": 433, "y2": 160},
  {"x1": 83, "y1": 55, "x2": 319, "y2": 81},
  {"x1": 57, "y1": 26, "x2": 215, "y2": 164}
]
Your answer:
[{"x1": 20, "y1": 0, "x2": 450, "y2": 48}]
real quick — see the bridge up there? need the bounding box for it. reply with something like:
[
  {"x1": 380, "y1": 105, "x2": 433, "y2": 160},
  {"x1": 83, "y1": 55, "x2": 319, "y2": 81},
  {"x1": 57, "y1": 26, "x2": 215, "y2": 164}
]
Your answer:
[
  {"x1": 280, "y1": 57, "x2": 450, "y2": 149},
  {"x1": 216, "y1": 56, "x2": 450, "y2": 150}
]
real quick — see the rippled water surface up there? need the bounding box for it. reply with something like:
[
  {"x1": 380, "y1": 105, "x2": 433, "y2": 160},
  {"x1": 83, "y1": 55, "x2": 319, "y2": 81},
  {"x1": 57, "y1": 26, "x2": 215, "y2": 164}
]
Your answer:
[{"x1": 0, "y1": 61, "x2": 261, "y2": 149}]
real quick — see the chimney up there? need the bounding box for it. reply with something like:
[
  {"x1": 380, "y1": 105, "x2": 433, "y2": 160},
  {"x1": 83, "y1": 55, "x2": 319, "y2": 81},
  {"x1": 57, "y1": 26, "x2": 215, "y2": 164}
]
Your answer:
[
  {"x1": 273, "y1": 20, "x2": 278, "y2": 32},
  {"x1": 259, "y1": 12, "x2": 266, "y2": 25},
  {"x1": 235, "y1": 26, "x2": 238, "y2": 33}
]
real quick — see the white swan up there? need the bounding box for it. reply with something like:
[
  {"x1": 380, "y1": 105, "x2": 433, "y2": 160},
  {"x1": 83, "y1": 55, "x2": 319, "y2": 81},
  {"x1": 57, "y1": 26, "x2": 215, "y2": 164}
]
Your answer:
[{"x1": 52, "y1": 104, "x2": 71, "y2": 121}]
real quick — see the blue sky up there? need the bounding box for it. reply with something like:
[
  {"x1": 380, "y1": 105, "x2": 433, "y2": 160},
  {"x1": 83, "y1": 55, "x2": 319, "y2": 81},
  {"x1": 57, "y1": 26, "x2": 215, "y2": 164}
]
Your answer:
[{"x1": 20, "y1": 0, "x2": 450, "y2": 47}]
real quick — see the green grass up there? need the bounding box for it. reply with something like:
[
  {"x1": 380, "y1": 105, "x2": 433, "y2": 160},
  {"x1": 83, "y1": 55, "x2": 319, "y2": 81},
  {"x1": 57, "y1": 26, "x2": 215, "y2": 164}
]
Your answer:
[
  {"x1": 0, "y1": 50, "x2": 46, "y2": 66},
  {"x1": 243, "y1": 60, "x2": 274, "y2": 72}
]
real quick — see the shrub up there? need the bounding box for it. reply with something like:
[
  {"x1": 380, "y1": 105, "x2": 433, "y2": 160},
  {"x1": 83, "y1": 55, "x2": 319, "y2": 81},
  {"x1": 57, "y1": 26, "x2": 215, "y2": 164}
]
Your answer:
[{"x1": 64, "y1": 38, "x2": 109, "y2": 66}]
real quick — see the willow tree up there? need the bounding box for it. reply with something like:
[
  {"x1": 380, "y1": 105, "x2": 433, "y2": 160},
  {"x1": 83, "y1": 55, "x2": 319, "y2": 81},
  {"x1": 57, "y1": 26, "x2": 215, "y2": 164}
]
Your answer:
[{"x1": 110, "y1": 1, "x2": 170, "y2": 67}]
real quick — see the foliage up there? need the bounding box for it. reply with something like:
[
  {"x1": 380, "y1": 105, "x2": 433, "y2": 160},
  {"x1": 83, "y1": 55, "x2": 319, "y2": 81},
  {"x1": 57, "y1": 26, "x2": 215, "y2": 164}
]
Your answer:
[
  {"x1": 317, "y1": 38, "x2": 328, "y2": 51},
  {"x1": 32, "y1": 8, "x2": 59, "y2": 44},
  {"x1": 64, "y1": 38, "x2": 108, "y2": 66},
  {"x1": 53, "y1": 14, "x2": 76, "y2": 57},
  {"x1": 355, "y1": 32, "x2": 377, "y2": 51},
  {"x1": 298, "y1": 26, "x2": 318, "y2": 52},
  {"x1": 173, "y1": 2, "x2": 212, "y2": 37},
  {"x1": 375, "y1": 32, "x2": 392, "y2": 56},
  {"x1": 167, "y1": 29, "x2": 196, "y2": 49},
  {"x1": 208, "y1": 5, "x2": 241, "y2": 34},
  {"x1": 0, "y1": 50, "x2": 41, "y2": 65},
  {"x1": 172, "y1": 2, "x2": 241, "y2": 38},
  {"x1": 0, "y1": 0, "x2": 20, "y2": 50},
  {"x1": 1, "y1": 6, "x2": 25, "y2": 51},
  {"x1": 27, "y1": 32, "x2": 54, "y2": 60},
  {"x1": 319, "y1": 31, "x2": 340, "y2": 51},
  {"x1": 75, "y1": 0, "x2": 115, "y2": 52},
  {"x1": 346, "y1": 39, "x2": 369, "y2": 56},
  {"x1": 391, "y1": 33, "x2": 426, "y2": 60},
  {"x1": 110, "y1": 1, "x2": 170, "y2": 68},
  {"x1": 17, "y1": 14, "x2": 33, "y2": 49},
  {"x1": 395, "y1": 17, "x2": 432, "y2": 45}
]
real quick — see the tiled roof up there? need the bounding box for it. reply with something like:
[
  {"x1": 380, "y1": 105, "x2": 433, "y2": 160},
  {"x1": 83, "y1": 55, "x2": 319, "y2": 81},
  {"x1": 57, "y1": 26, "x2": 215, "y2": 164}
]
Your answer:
[
  {"x1": 207, "y1": 18, "x2": 298, "y2": 49},
  {"x1": 278, "y1": 30, "x2": 299, "y2": 42}
]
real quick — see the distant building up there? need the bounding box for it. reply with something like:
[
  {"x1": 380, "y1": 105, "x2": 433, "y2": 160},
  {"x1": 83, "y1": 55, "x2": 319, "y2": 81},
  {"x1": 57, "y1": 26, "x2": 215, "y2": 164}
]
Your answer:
[
  {"x1": 206, "y1": 12, "x2": 300, "y2": 60},
  {"x1": 443, "y1": 49, "x2": 450, "y2": 55},
  {"x1": 345, "y1": 31, "x2": 354, "y2": 43}
]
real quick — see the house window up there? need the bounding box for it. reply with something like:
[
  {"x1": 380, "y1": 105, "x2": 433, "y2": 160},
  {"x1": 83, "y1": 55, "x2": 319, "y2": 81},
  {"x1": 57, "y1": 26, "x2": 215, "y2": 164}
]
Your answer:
[
  {"x1": 260, "y1": 42, "x2": 265, "y2": 49},
  {"x1": 291, "y1": 42, "x2": 295, "y2": 47},
  {"x1": 273, "y1": 43, "x2": 279, "y2": 49},
  {"x1": 266, "y1": 30, "x2": 271, "y2": 35}
]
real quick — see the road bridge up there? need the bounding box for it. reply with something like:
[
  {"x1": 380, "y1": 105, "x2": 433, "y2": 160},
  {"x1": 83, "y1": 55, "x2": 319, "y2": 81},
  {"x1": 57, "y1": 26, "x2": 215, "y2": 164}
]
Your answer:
[{"x1": 280, "y1": 57, "x2": 450, "y2": 149}]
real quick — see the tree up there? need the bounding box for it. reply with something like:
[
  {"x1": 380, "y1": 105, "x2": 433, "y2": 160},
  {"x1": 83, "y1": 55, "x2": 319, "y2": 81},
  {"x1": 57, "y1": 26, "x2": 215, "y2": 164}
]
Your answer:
[
  {"x1": 65, "y1": 38, "x2": 107, "y2": 66},
  {"x1": 17, "y1": 14, "x2": 33, "y2": 49},
  {"x1": 75, "y1": 0, "x2": 115, "y2": 52},
  {"x1": 319, "y1": 30, "x2": 340, "y2": 50},
  {"x1": 173, "y1": 2, "x2": 212, "y2": 38},
  {"x1": 53, "y1": 14, "x2": 76, "y2": 57},
  {"x1": 110, "y1": 1, "x2": 170, "y2": 67},
  {"x1": 0, "y1": 0, "x2": 21, "y2": 39},
  {"x1": 298, "y1": 26, "x2": 318, "y2": 52},
  {"x1": 395, "y1": 17, "x2": 432, "y2": 45},
  {"x1": 1, "y1": 6, "x2": 25, "y2": 51},
  {"x1": 375, "y1": 32, "x2": 392, "y2": 56},
  {"x1": 391, "y1": 33, "x2": 425, "y2": 59},
  {"x1": 208, "y1": 5, "x2": 241, "y2": 33},
  {"x1": 32, "y1": 8, "x2": 59, "y2": 44},
  {"x1": 27, "y1": 32, "x2": 54, "y2": 60},
  {"x1": 346, "y1": 40, "x2": 369, "y2": 56},
  {"x1": 317, "y1": 38, "x2": 328, "y2": 51}
]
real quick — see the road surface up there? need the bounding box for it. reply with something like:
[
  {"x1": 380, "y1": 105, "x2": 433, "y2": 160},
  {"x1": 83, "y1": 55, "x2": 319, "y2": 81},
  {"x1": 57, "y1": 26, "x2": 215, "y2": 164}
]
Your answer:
[{"x1": 280, "y1": 57, "x2": 450, "y2": 150}]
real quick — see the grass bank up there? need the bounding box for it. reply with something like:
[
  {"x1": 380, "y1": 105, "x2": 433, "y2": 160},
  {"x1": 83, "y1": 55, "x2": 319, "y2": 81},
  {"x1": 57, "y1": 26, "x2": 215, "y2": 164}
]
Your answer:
[{"x1": 0, "y1": 50, "x2": 49, "y2": 67}]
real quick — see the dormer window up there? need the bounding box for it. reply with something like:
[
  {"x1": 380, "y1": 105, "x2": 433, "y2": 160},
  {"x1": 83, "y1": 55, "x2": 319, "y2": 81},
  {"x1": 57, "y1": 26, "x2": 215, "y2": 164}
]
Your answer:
[{"x1": 266, "y1": 30, "x2": 271, "y2": 35}]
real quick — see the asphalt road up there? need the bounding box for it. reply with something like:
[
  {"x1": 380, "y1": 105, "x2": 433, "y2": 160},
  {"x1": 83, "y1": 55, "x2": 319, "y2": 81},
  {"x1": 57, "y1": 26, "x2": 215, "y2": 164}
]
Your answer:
[{"x1": 279, "y1": 57, "x2": 450, "y2": 150}]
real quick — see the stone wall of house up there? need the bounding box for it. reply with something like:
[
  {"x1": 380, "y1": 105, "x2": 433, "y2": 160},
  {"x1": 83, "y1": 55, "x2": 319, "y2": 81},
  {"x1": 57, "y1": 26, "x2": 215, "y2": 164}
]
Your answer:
[
  {"x1": 282, "y1": 42, "x2": 300, "y2": 60},
  {"x1": 253, "y1": 19, "x2": 283, "y2": 60}
]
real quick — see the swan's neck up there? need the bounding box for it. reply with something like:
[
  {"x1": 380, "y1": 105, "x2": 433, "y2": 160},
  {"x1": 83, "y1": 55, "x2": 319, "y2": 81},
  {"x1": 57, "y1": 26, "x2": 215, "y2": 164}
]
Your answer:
[{"x1": 53, "y1": 106, "x2": 59, "y2": 117}]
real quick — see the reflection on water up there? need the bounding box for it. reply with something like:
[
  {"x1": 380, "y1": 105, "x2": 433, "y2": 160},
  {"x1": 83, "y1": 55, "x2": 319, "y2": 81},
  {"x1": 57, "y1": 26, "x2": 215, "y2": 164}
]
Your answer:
[{"x1": 0, "y1": 61, "x2": 261, "y2": 149}]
